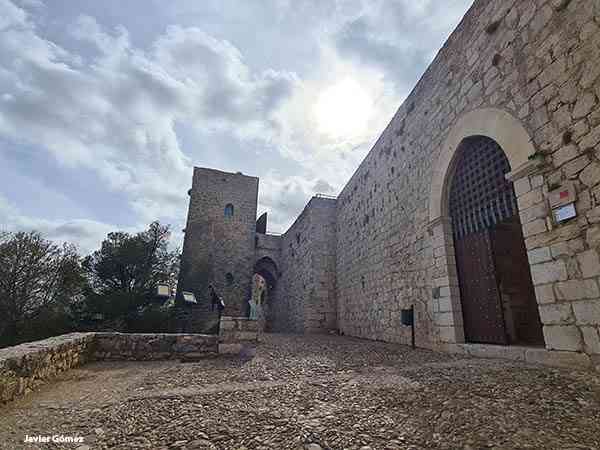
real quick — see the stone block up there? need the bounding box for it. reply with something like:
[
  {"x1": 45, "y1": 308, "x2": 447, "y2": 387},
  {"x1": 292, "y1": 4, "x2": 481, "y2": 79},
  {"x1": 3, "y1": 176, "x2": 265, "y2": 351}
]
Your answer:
[
  {"x1": 580, "y1": 124, "x2": 600, "y2": 150},
  {"x1": 543, "y1": 325, "x2": 583, "y2": 351},
  {"x1": 579, "y1": 161, "x2": 600, "y2": 188},
  {"x1": 576, "y1": 190, "x2": 592, "y2": 213},
  {"x1": 513, "y1": 177, "x2": 531, "y2": 196},
  {"x1": 559, "y1": 79, "x2": 577, "y2": 103},
  {"x1": 520, "y1": 202, "x2": 548, "y2": 224},
  {"x1": 525, "y1": 348, "x2": 591, "y2": 369},
  {"x1": 219, "y1": 320, "x2": 235, "y2": 331},
  {"x1": 531, "y1": 175, "x2": 544, "y2": 189},
  {"x1": 237, "y1": 331, "x2": 258, "y2": 341},
  {"x1": 586, "y1": 226, "x2": 600, "y2": 247},
  {"x1": 555, "y1": 279, "x2": 600, "y2": 300},
  {"x1": 550, "y1": 241, "x2": 570, "y2": 258},
  {"x1": 530, "y1": 260, "x2": 568, "y2": 285},
  {"x1": 535, "y1": 283, "x2": 556, "y2": 304},
  {"x1": 573, "y1": 91, "x2": 597, "y2": 119},
  {"x1": 435, "y1": 312, "x2": 456, "y2": 326},
  {"x1": 581, "y1": 327, "x2": 600, "y2": 354},
  {"x1": 587, "y1": 206, "x2": 600, "y2": 224},
  {"x1": 218, "y1": 343, "x2": 243, "y2": 354},
  {"x1": 539, "y1": 303, "x2": 574, "y2": 325},
  {"x1": 552, "y1": 105, "x2": 572, "y2": 130},
  {"x1": 523, "y1": 219, "x2": 548, "y2": 237},
  {"x1": 438, "y1": 297, "x2": 453, "y2": 312},
  {"x1": 517, "y1": 188, "x2": 543, "y2": 210},
  {"x1": 552, "y1": 144, "x2": 579, "y2": 167},
  {"x1": 527, "y1": 247, "x2": 552, "y2": 265},
  {"x1": 572, "y1": 300, "x2": 600, "y2": 325},
  {"x1": 461, "y1": 343, "x2": 526, "y2": 361},
  {"x1": 438, "y1": 326, "x2": 460, "y2": 343},
  {"x1": 564, "y1": 155, "x2": 590, "y2": 178},
  {"x1": 577, "y1": 249, "x2": 600, "y2": 278}
]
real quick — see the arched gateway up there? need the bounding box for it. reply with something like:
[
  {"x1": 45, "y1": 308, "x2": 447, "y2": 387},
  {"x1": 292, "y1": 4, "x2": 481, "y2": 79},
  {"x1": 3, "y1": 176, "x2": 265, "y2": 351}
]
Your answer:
[
  {"x1": 449, "y1": 136, "x2": 544, "y2": 345},
  {"x1": 252, "y1": 256, "x2": 279, "y2": 330},
  {"x1": 429, "y1": 108, "x2": 546, "y2": 346}
]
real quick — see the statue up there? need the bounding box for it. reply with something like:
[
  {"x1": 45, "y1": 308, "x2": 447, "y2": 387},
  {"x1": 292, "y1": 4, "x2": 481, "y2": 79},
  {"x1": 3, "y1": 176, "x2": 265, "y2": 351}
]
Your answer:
[{"x1": 248, "y1": 297, "x2": 258, "y2": 320}]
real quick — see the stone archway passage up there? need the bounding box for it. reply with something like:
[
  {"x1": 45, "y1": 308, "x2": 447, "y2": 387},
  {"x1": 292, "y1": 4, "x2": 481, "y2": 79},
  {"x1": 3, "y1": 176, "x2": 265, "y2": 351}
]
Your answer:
[
  {"x1": 253, "y1": 257, "x2": 279, "y2": 330},
  {"x1": 254, "y1": 256, "x2": 278, "y2": 290},
  {"x1": 449, "y1": 136, "x2": 544, "y2": 346}
]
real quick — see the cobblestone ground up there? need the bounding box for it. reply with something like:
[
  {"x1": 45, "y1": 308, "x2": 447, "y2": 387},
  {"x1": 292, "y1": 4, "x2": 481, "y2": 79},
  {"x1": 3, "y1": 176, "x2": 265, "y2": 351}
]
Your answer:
[{"x1": 1, "y1": 334, "x2": 600, "y2": 450}]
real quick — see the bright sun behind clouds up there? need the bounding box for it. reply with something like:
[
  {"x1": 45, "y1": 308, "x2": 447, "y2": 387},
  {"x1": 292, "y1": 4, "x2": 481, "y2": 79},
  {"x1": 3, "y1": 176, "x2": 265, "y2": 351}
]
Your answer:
[{"x1": 313, "y1": 77, "x2": 373, "y2": 139}]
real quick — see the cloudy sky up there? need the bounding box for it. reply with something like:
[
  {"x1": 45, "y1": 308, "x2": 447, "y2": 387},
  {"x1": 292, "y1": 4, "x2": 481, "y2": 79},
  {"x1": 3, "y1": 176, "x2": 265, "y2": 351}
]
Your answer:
[{"x1": 0, "y1": 0, "x2": 473, "y2": 253}]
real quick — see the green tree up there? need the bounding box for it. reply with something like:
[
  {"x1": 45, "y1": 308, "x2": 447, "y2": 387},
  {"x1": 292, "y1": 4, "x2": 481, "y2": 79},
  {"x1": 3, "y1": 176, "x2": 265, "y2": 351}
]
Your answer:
[
  {"x1": 82, "y1": 222, "x2": 178, "y2": 331},
  {"x1": 0, "y1": 231, "x2": 85, "y2": 347}
]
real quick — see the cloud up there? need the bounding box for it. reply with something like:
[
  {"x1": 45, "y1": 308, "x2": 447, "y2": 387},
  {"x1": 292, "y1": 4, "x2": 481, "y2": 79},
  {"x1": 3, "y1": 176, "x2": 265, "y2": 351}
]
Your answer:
[
  {"x1": 0, "y1": 194, "x2": 115, "y2": 253},
  {"x1": 313, "y1": 179, "x2": 334, "y2": 193},
  {"x1": 0, "y1": 3, "x2": 297, "y2": 232},
  {"x1": 0, "y1": 0, "x2": 474, "y2": 247},
  {"x1": 334, "y1": 0, "x2": 473, "y2": 93},
  {"x1": 257, "y1": 173, "x2": 329, "y2": 232},
  {"x1": 0, "y1": 0, "x2": 26, "y2": 30}
]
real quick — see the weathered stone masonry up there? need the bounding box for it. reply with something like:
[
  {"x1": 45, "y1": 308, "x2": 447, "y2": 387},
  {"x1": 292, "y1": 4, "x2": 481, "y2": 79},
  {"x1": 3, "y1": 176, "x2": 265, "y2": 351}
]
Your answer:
[
  {"x1": 178, "y1": 168, "x2": 258, "y2": 333},
  {"x1": 0, "y1": 319, "x2": 258, "y2": 404},
  {"x1": 335, "y1": 0, "x2": 600, "y2": 368},
  {"x1": 180, "y1": 0, "x2": 600, "y2": 369},
  {"x1": 271, "y1": 197, "x2": 337, "y2": 334}
]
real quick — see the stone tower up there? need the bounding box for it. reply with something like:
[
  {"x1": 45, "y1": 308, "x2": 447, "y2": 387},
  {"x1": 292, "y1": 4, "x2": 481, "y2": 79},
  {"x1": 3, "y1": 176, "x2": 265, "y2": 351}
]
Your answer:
[{"x1": 177, "y1": 167, "x2": 258, "y2": 333}]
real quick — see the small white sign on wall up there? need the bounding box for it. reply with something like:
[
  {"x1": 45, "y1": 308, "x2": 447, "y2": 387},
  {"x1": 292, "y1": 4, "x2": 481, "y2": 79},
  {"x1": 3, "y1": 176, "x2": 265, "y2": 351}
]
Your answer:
[
  {"x1": 553, "y1": 203, "x2": 576, "y2": 223},
  {"x1": 182, "y1": 291, "x2": 197, "y2": 303},
  {"x1": 157, "y1": 284, "x2": 170, "y2": 298}
]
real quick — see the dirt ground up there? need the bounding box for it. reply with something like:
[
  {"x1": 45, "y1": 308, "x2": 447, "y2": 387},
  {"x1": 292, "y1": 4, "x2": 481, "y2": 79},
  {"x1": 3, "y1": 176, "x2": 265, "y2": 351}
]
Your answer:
[{"x1": 1, "y1": 333, "x2": 599, "y2": 450}]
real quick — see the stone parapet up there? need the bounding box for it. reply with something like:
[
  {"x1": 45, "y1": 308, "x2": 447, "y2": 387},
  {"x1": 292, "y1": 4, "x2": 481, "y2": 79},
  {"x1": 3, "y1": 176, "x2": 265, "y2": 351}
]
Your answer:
[
  {"x1": 0, "y1": 333, "x2": 95, "y2": 405},
  {"x1": 0, "y1": 324, "x2": 253, "y2": 405},
  {"x1": 93, "y1": 333, "x2": 218, "y2": 361}
]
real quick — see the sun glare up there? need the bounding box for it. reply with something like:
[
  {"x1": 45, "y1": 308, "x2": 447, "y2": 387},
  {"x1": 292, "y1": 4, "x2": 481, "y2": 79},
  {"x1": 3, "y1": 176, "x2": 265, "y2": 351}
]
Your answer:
[{"x1": 314, "y1": 78, "x2": 373, "y2": 139}]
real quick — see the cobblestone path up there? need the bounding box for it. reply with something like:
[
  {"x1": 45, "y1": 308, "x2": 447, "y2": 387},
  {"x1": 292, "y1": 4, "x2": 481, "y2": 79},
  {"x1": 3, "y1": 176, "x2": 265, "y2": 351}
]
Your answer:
[{"x1": 1, "y1": 334, "x2": 599, "y2": 449}]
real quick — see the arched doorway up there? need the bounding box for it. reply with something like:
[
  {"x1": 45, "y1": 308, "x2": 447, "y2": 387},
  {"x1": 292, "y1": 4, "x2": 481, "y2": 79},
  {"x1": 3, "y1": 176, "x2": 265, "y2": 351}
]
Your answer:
[
  {"x1": 253, "y1": 257, "x2": 279, "y2": 330},
  {"x1": 448, "y1": 136, "x2": 544, "y2": 345}
]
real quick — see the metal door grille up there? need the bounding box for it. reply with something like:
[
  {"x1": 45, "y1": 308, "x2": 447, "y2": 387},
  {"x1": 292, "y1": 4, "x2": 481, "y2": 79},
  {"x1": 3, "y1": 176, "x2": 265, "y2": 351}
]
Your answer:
[{"x1": 449, "y1": 136, "x2": 516, "y2": 239}]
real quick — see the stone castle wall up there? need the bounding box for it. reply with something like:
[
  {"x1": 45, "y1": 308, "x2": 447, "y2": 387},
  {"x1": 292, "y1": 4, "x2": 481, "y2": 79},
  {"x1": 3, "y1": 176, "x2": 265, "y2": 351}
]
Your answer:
[
  {"x1": 334, "y1": 0, "x2": 600, "y2": 366},
  {"x1": 178, "y1": 168, "x2": 259, "y2": 332},
  {"x1": 271, "y1": 197, "x2": 338, "y2": 333},
  {"x1": 176, "y1": 0, "x2": 600, "y2": 367}
]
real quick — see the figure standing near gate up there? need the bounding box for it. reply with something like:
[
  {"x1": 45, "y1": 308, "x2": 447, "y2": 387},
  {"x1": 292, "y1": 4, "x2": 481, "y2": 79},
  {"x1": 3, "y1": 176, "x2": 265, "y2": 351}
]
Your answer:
[{"x1": 208, "y1": 284, "x2": 225, "y2": 318}]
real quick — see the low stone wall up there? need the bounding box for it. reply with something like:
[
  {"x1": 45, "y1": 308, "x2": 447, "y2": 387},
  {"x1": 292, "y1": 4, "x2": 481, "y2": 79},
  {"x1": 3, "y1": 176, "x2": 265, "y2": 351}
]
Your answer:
[
  {"x1": 219, "y1": 316, "x2": 259, "y2": 354},
  {"x1": 94, "y1": 333, "x2": 218, "y2": 360},
  {"x1": 0, "y1": 333, "x2": 95, "y2": 404},
  {"x1": 0, "y1": 333, "x2": 218, "y2": 405}
]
